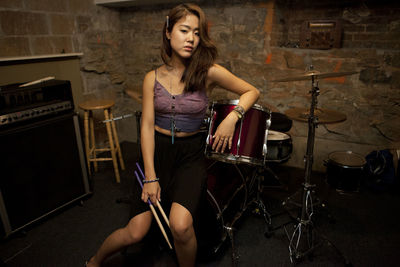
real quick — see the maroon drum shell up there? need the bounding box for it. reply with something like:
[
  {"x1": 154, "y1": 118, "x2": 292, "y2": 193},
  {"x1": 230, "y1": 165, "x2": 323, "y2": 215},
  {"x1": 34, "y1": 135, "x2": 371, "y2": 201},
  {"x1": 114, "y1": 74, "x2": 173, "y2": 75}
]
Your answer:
[{"x1": 207, "y1": 101, "x2": 270, "y2": 165}]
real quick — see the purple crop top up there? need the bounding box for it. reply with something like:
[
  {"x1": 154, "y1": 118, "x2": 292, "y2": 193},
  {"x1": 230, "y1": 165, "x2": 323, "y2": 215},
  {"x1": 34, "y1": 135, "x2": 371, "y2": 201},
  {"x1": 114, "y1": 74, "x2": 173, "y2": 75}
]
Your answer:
[{"x1": 154, "y1": 75, "x2": 208, "y2": 133}]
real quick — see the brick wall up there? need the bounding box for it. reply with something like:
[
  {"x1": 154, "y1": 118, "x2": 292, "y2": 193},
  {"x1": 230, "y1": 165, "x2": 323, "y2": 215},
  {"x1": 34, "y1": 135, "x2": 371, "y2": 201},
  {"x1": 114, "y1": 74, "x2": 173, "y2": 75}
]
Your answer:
[
  {"x1": 1, "y1": 0, "x2": 399, "y2": 171},
  {"x1": 2, "y1": 0, "x2": 74, "y2": 56}
]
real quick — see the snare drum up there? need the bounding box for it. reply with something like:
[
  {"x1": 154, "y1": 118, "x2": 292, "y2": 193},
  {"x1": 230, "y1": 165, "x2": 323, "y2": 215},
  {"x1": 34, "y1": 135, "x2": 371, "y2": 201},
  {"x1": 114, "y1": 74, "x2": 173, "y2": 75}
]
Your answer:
[
  {"x1": 205, "y1": 100, "x2": 271, "y2": 166},
  {"x1": 265, "y1": 130, "x2": 293, "y2": 162}
]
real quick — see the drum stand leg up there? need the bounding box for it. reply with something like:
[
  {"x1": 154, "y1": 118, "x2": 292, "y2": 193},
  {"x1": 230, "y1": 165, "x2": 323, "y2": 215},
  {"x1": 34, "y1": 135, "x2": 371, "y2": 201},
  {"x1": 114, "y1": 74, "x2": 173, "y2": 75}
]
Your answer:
[
  {"x1": 224, "y1": 226, "x2": 240, "y2": 267},
  {"x1": 246, "y1": 166, "x2": 273, "y2": 236},
  {"x1": 262, "y1": 163, "x2": 289, "y2": 191}
]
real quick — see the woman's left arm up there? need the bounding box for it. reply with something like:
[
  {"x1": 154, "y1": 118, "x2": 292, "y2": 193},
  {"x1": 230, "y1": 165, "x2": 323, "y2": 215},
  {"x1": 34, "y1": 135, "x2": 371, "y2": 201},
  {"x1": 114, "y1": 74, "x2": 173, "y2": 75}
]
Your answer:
[{"x1": 207, "y1": 64, "x2": 260, "y2": 152}]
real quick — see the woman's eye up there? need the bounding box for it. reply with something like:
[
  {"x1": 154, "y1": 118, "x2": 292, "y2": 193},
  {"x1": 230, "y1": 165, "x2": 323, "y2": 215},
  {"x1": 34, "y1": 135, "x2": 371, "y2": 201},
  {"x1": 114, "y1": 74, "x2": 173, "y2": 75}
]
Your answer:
[
  {"x1": 195, "y1": 32, "x2": 200, "y2": 36},
  {"x1": 180, "y1": 30, "x2": 187, "y2": 33}
]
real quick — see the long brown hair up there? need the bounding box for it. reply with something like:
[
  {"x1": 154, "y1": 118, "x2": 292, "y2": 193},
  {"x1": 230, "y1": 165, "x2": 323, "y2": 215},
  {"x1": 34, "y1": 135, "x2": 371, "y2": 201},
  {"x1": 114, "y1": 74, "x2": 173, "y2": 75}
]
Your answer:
[{"x1": 161, "y1": 3, "x2": 218, "y2": 92}]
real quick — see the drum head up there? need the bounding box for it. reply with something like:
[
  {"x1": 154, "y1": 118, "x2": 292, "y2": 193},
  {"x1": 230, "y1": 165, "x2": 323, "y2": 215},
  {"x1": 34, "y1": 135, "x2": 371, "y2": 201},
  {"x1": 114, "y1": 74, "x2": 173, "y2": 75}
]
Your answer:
[
  {"x1": 267, "y1": 130, "x2": 291, "y2": 141},
  {"x1": 328, "y1": 151, "x2": 366, "y2": 168}
]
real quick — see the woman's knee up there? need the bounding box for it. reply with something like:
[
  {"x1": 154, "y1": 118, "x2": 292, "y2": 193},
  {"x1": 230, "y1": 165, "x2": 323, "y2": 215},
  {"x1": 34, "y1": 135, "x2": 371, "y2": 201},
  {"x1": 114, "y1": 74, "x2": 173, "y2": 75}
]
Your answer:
[
  {"x1": 170, "y1": 219, "x2": 193, "y2": 242},
  {"x1": 169, "y1": 204, "x2": 194, "y2": 242}
]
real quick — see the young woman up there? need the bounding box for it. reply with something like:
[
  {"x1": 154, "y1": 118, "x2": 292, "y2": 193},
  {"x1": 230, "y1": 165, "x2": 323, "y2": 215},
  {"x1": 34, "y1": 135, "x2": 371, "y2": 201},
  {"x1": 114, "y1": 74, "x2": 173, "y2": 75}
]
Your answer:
[{"x1": 87, "y1": 3, "x2": 259, "y2": 267}]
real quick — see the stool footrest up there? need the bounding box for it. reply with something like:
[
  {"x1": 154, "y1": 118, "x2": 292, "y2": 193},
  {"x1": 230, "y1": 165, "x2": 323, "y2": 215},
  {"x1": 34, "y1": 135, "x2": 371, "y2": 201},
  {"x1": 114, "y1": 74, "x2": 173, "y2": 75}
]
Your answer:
[
  {"x1": 89, "y1": 158, "x2": 113, "y2": 161},
  {"x1": 93, "y1": 148, "x2": 111, "y2": 152}
]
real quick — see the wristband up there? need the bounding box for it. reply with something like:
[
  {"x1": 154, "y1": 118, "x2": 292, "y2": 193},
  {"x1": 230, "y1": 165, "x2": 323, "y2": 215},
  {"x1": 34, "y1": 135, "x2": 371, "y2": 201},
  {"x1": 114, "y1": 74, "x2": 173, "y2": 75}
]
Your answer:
[
  {"x1": 232, "y1": 109, "x2": 243, "y2": 119},
  {"x1": 233, "y1": 105, "x2": 245, "y2": 119},
  {"x1": 143, "y1": 178, "x2": 160, "y2": 184}
]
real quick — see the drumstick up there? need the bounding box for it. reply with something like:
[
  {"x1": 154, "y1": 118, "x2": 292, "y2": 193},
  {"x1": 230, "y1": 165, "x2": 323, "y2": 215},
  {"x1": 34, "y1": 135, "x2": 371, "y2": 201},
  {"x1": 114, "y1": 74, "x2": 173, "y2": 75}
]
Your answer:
[
  {"x1": 149, "y1": 204, "x2": 173, "y2": 249},
  {"x1": 134, "y1": 171, "x2": 172, "y2": 250},
  {"x1": 136, "y1": 162, "x2": 170, "y2": 227}
]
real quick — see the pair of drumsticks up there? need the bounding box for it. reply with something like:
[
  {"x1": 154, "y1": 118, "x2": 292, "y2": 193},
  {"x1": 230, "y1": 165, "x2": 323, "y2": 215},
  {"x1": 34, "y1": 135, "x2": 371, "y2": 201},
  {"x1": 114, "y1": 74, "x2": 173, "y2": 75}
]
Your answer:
[{"x1": 134, "y1": 163, "x2": 173, "y2": 250}]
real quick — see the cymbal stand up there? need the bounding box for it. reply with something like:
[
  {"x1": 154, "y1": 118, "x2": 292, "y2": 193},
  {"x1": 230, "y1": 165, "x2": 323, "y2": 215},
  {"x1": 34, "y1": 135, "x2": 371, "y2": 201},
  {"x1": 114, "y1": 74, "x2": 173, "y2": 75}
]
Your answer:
[
  {"x1": 283, "y1": 75, "x2": 351, "y2": 266},
  {"x1": 286, "y1": 74, "x2": 320, "y2": 263}
]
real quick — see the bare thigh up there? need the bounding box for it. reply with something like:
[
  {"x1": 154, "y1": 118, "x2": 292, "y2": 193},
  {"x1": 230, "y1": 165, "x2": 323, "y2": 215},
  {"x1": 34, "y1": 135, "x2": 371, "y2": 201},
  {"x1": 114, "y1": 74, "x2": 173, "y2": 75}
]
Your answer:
[{"x1": 125, "y1": 210, "x2": 153, "y2": 241}]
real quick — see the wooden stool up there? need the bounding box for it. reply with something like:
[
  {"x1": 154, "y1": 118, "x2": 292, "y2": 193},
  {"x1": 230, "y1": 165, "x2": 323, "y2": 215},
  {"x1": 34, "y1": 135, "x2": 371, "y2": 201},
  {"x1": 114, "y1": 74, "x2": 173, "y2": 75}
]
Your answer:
[{"x1": 79, "y1": 99, "x2": 125, "y2": 183}]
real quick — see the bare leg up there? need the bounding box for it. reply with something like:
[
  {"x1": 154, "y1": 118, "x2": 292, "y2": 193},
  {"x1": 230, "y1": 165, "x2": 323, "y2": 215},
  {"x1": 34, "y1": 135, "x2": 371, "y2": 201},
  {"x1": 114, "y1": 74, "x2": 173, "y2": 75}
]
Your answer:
[
  {"x1": 87, "y1": 211, "x2": 152, "y2": 267},
  {"x1": 169, "y1": 202, "x2": 197, "y2": 267}
]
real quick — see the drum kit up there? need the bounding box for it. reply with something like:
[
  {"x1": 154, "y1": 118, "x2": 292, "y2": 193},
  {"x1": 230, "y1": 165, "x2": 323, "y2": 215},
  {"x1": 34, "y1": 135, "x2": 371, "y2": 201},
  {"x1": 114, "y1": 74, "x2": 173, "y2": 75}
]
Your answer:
[{"x1": 198, "y1": 67, "x2": 357, "y2": 265}]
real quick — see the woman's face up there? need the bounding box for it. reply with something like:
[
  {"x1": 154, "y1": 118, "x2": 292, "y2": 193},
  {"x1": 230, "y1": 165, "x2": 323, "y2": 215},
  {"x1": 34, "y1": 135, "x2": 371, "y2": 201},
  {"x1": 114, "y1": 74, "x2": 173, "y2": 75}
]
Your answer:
[{"x1": 167, "y1": 14, "x2": 200, "y2": 59}]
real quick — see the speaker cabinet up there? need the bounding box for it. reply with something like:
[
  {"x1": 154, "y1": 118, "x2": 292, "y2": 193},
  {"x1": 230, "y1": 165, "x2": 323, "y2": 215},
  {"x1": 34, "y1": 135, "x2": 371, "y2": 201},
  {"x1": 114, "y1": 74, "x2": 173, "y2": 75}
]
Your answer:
[{"x1": 0, "y1": 113, "x2": 90, "y2": 237}]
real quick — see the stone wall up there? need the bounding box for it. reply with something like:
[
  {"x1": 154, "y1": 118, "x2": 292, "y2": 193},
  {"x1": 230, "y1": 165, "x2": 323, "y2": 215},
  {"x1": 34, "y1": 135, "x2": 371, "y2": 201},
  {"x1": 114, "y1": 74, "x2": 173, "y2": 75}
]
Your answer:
[{"x1": 1, "y1": 0, "x2": 399, "y2": 171}]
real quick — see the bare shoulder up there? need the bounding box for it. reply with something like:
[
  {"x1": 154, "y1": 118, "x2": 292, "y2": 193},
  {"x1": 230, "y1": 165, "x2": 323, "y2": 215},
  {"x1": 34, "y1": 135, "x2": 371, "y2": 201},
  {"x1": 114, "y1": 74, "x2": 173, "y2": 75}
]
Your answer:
[
  {"x1": 207, "y1": 64, "x2": 229, "y2": 80},
  {"x1": 144, "y1": 69, "x2": 156, "y2": 82},
  {"x1": 207, "y1": 63, "x2": 237, "y2": 87},
  {"x1": 142, "y1": 69, "x2": 156, "y2": 91}
]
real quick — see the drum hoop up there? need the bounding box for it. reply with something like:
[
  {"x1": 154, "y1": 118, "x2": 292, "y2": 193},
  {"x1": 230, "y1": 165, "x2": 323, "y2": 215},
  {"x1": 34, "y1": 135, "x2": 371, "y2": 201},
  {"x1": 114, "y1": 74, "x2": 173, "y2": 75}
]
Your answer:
[
  {"x1": 265, "y1": 155, "x2": 291, "y2": 163},
  {"x1": 206, "y1": 152, "x2": 264, "y2": 166},
  {"x1": 328, "y1": 150, "x2": 366, "y2": 168},
  {"x1": 211, "y1": 99, "x2": 270, "y2": 113},
  {"x1": 267, "y1": 130, "x2": 291, "y2": 140}
]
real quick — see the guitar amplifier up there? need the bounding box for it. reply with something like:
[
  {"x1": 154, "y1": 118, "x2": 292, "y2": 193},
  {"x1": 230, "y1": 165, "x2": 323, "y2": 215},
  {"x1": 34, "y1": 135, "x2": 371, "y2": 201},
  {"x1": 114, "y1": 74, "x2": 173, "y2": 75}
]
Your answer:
[
  {"x1": 0, "y1": 79, "x2": 90, "y2": 237},
  {"x1": 0, "y1": 79, "x2": 74, "y2": 128}
]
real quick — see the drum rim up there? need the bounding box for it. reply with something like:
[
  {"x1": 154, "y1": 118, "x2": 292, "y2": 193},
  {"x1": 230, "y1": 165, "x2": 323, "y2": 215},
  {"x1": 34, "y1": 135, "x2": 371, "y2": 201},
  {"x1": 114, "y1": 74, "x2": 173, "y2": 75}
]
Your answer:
[
  {"x1": 206, "y1": 152, "x2": 264, "y2": 166},
  {"x1": 268, "y1": 130, "x2": 291, "y2": 140},
  {"x1": 327, "y1": 150, "x2": 366, "y2": 168},
  {"x1": 211, "y1": 99, "x2": 270, "y2": 113}
]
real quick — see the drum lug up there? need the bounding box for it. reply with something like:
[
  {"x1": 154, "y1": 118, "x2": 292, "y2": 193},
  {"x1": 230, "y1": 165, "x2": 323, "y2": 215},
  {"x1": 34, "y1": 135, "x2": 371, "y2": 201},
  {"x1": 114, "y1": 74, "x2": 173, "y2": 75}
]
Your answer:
[
  {"x1": 262, "y1": 118, "x2": 271, "y2": 157},
  {"x1": 206, "y1": 110, "x2": 216, "y2": 146},
  {"x1": 235, "y1": 115, "x2": 243, "y2": 157}
]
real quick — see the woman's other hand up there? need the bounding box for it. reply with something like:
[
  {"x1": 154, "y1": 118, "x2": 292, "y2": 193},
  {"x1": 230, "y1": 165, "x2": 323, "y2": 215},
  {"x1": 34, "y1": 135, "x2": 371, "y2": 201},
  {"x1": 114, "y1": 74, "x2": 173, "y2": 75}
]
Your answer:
[
  {"x1": 212, "y1": 112, "x2": 238, "y2": 153},
  {"x1": 141, "y1": 181, "x2": 161, "y2": 205}
]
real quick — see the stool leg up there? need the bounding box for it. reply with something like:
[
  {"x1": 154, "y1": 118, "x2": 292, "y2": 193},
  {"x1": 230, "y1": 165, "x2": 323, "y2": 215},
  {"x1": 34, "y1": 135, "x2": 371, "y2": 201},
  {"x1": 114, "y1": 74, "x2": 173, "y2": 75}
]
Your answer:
[
  {"x1": 83, "y1": 111, "x2": 91, "y2": 176},
  {"x1": 110, "y1": 111, "x2": 125, "y2": 170},
  {"x1": 89, "y1": 111, "x2": 98, "y2": 172},
  {"x1": 104, "y1": 108, "x2": 120, "y2": 183}
]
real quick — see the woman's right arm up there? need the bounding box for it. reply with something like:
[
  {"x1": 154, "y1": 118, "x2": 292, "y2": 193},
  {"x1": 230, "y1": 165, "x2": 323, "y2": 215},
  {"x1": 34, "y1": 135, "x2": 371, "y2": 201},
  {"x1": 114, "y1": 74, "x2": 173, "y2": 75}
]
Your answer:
[{"x1": 140, "y1": 70, "x2": 161, "y2": 204}]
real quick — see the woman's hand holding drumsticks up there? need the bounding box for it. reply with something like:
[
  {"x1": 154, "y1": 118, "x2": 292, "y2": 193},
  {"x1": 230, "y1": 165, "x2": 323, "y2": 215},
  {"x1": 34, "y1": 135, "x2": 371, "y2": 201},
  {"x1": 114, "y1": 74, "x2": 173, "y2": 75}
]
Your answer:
[{"x1": 134, "y1": 163, "x2": 172, "y2": 249}]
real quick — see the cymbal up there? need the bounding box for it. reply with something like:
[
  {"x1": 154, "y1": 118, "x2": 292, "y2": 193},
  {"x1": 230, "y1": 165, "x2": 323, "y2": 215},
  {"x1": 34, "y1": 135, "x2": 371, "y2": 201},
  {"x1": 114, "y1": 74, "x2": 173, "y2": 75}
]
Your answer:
[
  {"x1": 285, "y1": 107, "x2": 346, "y2": 124},
  {"x1": 271, "y1": 70, "x2": 358, "y2": 82}
]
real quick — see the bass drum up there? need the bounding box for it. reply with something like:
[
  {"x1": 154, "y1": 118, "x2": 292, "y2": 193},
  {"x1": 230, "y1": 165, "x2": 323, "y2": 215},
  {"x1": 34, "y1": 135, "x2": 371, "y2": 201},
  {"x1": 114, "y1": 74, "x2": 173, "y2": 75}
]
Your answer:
[{"x1": 196, "y1": 161, "x2": 247, "y2": 259}]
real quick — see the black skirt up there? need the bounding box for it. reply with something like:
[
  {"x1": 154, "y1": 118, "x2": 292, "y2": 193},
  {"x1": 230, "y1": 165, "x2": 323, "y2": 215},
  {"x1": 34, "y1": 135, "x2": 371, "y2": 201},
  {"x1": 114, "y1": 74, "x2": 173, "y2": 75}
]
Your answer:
[{"x1": 130, "y1": 131, "x2": 208, "y2": 221}]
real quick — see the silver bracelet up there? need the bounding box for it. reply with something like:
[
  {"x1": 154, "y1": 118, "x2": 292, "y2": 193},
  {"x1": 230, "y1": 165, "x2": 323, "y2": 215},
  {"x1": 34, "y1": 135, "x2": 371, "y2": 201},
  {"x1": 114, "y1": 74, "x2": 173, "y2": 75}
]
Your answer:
[{"x1": 233, "y1": 105, "x2": 245, "y2": 117}]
